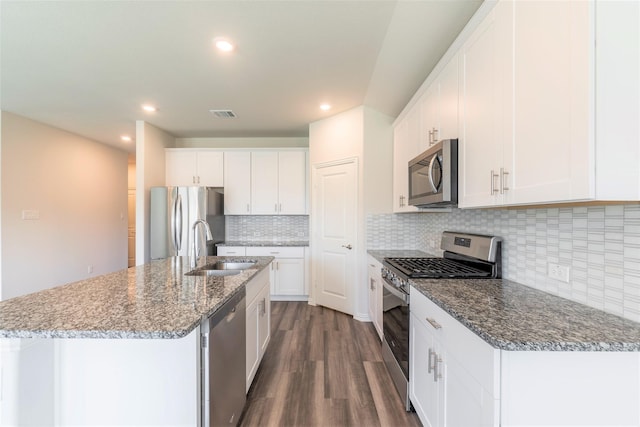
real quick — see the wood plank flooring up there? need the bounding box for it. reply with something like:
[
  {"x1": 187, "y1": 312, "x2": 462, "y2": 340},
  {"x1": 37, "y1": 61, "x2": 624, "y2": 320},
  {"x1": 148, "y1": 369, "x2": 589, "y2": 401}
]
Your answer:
[{"x1": 239, "y1": 302, "x2": 422, "y2": 427}]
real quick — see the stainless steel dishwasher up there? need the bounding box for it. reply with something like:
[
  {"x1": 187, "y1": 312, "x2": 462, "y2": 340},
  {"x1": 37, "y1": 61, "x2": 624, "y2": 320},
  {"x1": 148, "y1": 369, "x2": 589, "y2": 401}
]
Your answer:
[{"x1": 201, "y1": 288, "x2": 246, "y2": 427}]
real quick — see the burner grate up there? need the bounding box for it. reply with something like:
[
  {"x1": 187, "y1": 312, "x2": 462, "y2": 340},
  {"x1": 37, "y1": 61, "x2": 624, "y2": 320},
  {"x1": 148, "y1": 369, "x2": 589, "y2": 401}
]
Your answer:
[{"x1": 384, "y1": 257, "x2": 491, "y2": 279}]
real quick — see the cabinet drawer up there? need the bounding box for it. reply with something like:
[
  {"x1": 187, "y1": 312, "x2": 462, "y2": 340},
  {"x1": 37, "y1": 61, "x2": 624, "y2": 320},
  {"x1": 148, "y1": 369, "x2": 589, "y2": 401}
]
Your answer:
[
  {"x1": 410, "y1": 287, "x2": 500, "y2": 396},
  {"x1": 246, "y1": 246, "x2": 304, "y2": 258},
  {"x1": 217, "y1": 246, "x2": 246, "y2": 256}
]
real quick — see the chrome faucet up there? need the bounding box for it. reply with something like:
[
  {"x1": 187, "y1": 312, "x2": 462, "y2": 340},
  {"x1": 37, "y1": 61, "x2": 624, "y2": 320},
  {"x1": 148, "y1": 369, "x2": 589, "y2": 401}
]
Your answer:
[{"x1": 191, "y1": 219, "x2": 213, "y2": 268}]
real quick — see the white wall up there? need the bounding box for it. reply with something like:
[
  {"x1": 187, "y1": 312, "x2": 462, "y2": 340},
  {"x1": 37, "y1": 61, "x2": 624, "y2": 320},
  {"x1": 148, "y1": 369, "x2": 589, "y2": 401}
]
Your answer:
[
  {"x1": 1, "y1": 112, "x2": 128, "y2": 299},
  {"x1": 135, "y1": 121, "x2": 175, "y2": 265},
  {"x1": 0, "y1": 111, "x2": 128, "y2": 426},
  {"x1": 175, "y1": 136, "x2": 308, "y2": 148},
  {"x1": 309, "y1": 106, "x2": 393, "y2": 320}
]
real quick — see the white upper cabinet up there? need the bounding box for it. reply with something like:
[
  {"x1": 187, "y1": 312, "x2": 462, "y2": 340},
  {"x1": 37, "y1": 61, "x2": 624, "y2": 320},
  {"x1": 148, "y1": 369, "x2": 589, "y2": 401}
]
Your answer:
[
  {"x1": 277, "y1": 151, "x2": 307, "y2": 215},
  {"x1": 393, "y1": 109, "x2": 421, "y2": 213},
  {"x1": 252, "y1": 151, "x2": 307, "y2": 215},
  {"x1": 421, "y1": 53, "x2": 460, "y2": 152},
  {"x1": 224, "y1": 149, "x2": 308, "y2": 215},
  {"x1": 251, "y1": 151, "x2": 279, "y2": 214},
  {"x1": 165, "y1": 149, "x2": 223, "y2": 187},
  {"x1": 224, "y1": 151, "x2": 252, "y2": 215},
  {"x1": 459, "y1": 0, "x2": 640, "y2": 208},
  {"x1": 459, "y1": 1, "x2": 513, "y2": 208}
]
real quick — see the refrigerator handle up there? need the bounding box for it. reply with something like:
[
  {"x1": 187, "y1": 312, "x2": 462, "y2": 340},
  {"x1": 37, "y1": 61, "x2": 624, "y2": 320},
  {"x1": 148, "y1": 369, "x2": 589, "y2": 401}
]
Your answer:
[{"x1": 175, "y1": 194, "x2": 183, "y2": 251}]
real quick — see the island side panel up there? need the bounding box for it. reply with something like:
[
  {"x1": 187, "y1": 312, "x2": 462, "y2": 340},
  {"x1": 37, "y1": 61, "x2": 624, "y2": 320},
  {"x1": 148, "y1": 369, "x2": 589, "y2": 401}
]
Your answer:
[{"x1": 55, "y1": 328, "x2": 200, "y2": 427}]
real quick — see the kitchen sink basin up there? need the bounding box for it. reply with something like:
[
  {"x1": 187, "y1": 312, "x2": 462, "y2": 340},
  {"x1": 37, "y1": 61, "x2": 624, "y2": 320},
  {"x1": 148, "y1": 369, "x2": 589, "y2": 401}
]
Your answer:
[
  {"x1": 185, "y1": 269, "x2": 241, "y2": 277},
  {"x1": 185, "y1": 260, "x2": 257, "y2": 277}
]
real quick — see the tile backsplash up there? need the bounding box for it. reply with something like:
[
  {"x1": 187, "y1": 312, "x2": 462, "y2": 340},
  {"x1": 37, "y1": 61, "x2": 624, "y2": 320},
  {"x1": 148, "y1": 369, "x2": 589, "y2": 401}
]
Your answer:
[
  {"x1": 226, "y1": 215, "x2": 309, "y2": 243},
  {"x1": 367, "y1": 204, "x2": 640, "y2": 323}
]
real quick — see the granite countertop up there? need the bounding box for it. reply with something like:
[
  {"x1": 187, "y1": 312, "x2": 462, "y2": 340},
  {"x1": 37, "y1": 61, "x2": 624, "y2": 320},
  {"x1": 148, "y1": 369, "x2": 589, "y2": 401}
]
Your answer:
[
  {"x1": 411, "y1": 278, "x2": 640, "y2": 352},
  {"x1": 0, "y1": 256, "x2": 273, "y2": 340},
  {"x1": 219, "y1": 241, "x2": 309, "y2": 247}
]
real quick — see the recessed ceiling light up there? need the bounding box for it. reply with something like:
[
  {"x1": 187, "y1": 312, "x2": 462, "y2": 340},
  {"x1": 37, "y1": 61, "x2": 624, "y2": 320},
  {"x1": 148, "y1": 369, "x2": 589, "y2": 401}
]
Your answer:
[
  {"x1": 121, "y1": 135, "x2": 132, "y2": 142},
  {"x1": 320, "y1": 103, "x2": 331, "y2": 111},
  {"x1": 142, "y1": 104, "x2": 157, "y2": 113},
  {"x1": 214, "y1": 37, "x2": 235, "y2": 52}
]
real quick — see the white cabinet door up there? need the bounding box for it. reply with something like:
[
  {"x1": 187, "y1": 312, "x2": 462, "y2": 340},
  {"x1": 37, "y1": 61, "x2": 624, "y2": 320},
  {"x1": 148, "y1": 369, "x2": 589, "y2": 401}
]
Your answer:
[
  {"x1": 367, "y1": 256, "x2": 383, "y2": 341},
  {"x1": 245, "y1": 294, "x2": 260, "y2": 392},
  {"x1": 166, "y1": 150, "x2": 198, "y2": 186},
  {"x1": 273, "y1": 258, "x2": 304, "y2": 295},
  {"x1": 410, "y1": 312, "x2": 441, "y2": 427},
  {"x1": 392, "y1": 117, "x2": 420, "y2": 213},
  {"x1": 251, "y1": 151, "x2": 279, "y2": 214},
  {"x1": 459, "y1": 1, "x2": 513, "y2": 208},
  {"x1": 421, "y1": 83, "x2": 439, "y2": 152},
  {"x1": 224, "y1": 151, "x2": 251, "y2": 215},
  {"x1": 438, "y1": 54, "x2": 459, "y2": 142},
  {"x1": 196, "y1": 151, "x2": 224, "y2": 187},
  {"x1": 257, "y1": 283, "x2": 271, "y2": 356},
  {"x1": 278, "y1": 151, "x2": 307, "y2": 214},
  {"x1": 506, "y1": 0, "x2": 591, "y2": 205},
  {"x1": 245, "y1": 268, "x2": 271, "y2": 392}
]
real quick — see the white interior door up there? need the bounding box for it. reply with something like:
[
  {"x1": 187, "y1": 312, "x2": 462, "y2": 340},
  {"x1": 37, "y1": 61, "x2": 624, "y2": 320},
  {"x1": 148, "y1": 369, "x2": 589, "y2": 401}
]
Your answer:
[{"x1": 312, "y1": 159, "x2": 357, "y2": 315}]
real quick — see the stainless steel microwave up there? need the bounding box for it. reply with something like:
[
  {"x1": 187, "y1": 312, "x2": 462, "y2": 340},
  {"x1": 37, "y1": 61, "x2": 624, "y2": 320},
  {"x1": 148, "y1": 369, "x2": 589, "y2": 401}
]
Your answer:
[{"x1": 408, "y1": 139, "x2": 458, "y2": 207}]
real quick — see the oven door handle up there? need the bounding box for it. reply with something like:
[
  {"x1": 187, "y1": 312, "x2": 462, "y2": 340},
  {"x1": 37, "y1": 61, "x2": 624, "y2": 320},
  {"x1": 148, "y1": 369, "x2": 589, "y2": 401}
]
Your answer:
[{"x1": 382, "y1": 279, "x2": 409, "y2": 304}]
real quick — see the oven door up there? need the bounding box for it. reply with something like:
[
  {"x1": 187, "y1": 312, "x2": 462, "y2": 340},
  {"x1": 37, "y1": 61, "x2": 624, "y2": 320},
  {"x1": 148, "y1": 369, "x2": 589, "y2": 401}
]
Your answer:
[{"x1": 381, "y1": 277, "x2": 411, "y2": 410}]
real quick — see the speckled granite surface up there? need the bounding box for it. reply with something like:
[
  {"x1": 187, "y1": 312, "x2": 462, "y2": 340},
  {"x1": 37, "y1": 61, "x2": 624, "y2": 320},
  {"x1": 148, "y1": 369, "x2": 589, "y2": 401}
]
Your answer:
[
  {"x1": 411, "y1": 278, "x2": 640, "y2": 352},
  {"x1": 368, "y1": 249, "x2": 431, "y2": 264},
  {"x1": 0, "y1": 256, "x2": 273, "y2": 339},
  {"x1": 219, "y1": 241, "x2": 309, "y2": 247}
]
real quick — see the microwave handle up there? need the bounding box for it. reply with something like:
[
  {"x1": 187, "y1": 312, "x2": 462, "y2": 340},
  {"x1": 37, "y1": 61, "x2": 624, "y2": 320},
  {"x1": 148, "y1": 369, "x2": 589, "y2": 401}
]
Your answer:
[{"x1": 427, "y1": 155, "x2": 439, "y2": 193}]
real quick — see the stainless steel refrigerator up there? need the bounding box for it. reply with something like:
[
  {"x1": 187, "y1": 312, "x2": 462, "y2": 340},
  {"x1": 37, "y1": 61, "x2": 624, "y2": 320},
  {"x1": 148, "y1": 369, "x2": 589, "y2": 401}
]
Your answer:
[{"x1": 150, "y1": 187, "x2": 225, "y2": 260}]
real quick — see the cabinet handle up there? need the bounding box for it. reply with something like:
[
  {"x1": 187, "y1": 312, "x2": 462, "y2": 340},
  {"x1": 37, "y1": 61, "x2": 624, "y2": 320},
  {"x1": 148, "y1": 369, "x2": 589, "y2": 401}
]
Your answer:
[
  {"x1": 275, "y1": 203, "x2": 278, "y2": 212},
  {"x1": 370, "y1": 278, "x2": 375, "y2": 291},
  {"x1": 432, "y1": 128, "x2": 439, "y2": 144},
  {"x1": 426, "y1": 317, "x2": 442, "y2": 330},
  {"x1": 490, "y1": 170, "x2": 499, "y2": 195},
  {"x1": 279, "y1": 203, "x2": 282, "y2": 212},
  {"x1": 399, "y1": 195, "x2": 404, "y2": 207},
  {"x1": 434, "y1": 354, "x2": 443, "y2": 382},
  {"x1": 500, "y1": 168, "x2": 509, "y2": 194},
  {"x1": 193, "y1": 176, "x2": 196, "y2": 184},
  {"x1": 428, "y1": 348, "x2": 435, "y2": 374},
  {"x1": 428, "y1": 129, "x2": 433, "y2": 145},
  {"x1": 246, "y1": 204, "x2": 250, "y2": 212}
]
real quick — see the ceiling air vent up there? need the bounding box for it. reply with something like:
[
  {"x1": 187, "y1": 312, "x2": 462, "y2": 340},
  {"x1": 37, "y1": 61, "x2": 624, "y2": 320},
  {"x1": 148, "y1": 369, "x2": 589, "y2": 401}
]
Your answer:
[{"x1": 209, "y1": 110, "x2": 237, "y2": 119}]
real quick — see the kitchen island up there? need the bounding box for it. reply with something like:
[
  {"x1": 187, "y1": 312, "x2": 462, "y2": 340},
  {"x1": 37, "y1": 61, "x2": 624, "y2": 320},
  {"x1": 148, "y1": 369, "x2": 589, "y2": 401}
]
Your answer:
[{"x1": 0, "y1": 256, "x2": 273, "y2": 427}]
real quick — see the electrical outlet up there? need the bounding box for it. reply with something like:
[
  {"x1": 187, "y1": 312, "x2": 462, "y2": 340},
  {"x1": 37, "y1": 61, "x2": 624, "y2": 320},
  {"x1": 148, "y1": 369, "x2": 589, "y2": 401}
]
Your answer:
[
  {"x1": 87, "y1": 265, "x2": 94, "y2": 274},
  {"x1": 548, "y1": 263, "x2": 570, "y2": 282}
]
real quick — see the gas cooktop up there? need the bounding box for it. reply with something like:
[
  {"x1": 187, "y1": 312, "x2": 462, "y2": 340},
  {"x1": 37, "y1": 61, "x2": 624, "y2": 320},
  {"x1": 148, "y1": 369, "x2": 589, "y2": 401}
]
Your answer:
[{"x1": 383, "y1": 231, "x2": 502, "y2": 280}]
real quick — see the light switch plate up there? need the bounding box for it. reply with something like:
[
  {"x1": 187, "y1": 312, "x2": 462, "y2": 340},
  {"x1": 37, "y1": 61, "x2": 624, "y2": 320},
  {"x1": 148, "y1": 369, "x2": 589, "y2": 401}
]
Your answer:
[{"x1": 21, "y1": 209, "x2": 40, "y2": 220}]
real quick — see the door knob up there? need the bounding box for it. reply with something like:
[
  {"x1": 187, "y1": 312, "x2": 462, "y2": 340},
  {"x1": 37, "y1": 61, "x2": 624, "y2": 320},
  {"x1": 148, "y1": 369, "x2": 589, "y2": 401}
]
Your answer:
[{"x1": 342, "y1": 244, "x2": 353, "y2": 250}]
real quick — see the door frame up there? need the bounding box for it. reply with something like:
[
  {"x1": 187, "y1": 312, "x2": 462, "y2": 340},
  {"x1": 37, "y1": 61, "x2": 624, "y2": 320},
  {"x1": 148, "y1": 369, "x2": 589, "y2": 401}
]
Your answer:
[{"x1": 309, "y1": 157, "x2": 359, "y2": 313}]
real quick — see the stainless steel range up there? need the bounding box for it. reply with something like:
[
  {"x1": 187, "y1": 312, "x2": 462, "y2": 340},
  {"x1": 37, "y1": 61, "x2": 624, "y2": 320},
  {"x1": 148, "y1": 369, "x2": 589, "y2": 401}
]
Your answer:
[{"x1": 380, "y1": 231, "x2": 502, "y2": 411}]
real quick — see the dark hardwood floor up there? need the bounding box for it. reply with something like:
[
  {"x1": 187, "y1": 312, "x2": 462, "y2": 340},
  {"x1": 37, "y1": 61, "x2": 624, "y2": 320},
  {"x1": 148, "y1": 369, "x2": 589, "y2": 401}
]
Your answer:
[{"x1": 239, "y1": 302, "x2": 422, "y2": 427}]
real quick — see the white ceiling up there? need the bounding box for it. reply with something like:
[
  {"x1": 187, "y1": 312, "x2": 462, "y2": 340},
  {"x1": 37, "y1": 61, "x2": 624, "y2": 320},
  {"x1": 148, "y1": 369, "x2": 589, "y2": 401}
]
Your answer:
[{"x1": 1, "y1": 0, "x2": 482, "y2": 152}]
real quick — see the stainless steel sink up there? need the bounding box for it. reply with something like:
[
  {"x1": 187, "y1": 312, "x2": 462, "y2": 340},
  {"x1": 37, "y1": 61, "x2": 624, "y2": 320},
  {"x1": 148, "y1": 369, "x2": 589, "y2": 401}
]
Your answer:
[
  {"x1": 185, "y1": 269, "x2": 241, "y2": 277},
  {"x1": 185, "y1": 260, "x2": 256, "y2": 277}
]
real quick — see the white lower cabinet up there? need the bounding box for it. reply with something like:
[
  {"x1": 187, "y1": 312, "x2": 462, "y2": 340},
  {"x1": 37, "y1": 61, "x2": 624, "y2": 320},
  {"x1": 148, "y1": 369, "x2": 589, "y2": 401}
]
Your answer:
[
  {"x1": 367, "y1": 255, "x2": 383, "y2": 340},
  {"x1": 410, "y1": 288, "x2": 497, "y2": 427},
  {"x1": 246, "y1": 246, "x2": 308, "y2": 301},
  {"x1": 409, "y1": 287, "x2": 640, "y2": 426},
  {"x1": 245, "y1": 268, "x2": 270, "y2": 392}
]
